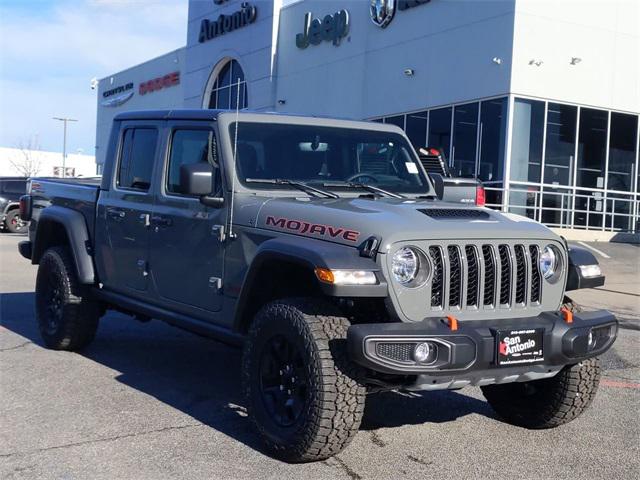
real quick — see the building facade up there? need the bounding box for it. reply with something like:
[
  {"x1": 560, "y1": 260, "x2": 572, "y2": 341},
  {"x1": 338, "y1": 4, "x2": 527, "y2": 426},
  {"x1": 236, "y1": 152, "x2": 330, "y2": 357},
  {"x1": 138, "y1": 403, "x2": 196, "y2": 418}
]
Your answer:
[{"x1": 95, "y1": 0, "x2": 640, "y2": 232}]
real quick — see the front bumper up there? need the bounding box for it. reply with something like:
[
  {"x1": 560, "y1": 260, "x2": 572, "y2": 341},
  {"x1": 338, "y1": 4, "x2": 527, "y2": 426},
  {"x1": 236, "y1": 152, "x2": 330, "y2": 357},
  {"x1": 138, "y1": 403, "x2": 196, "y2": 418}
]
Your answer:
[{"x1": 348, "y1": 310, "x2": 617, "y2": 383}]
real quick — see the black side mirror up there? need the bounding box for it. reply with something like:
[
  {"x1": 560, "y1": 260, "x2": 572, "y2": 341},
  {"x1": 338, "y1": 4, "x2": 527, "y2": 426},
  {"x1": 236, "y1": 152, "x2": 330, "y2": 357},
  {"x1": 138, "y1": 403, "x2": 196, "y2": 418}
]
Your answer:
[{"x1": 179, "y1": 163, "x2": 225, "y2": 208}]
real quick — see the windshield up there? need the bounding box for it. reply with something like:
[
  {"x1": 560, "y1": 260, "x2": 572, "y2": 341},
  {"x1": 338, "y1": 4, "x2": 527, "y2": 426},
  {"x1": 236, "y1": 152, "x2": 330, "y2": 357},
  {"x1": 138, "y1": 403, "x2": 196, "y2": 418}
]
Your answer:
[{"x1": 229, "y1": 122, "x2": 432, "y2": 195}]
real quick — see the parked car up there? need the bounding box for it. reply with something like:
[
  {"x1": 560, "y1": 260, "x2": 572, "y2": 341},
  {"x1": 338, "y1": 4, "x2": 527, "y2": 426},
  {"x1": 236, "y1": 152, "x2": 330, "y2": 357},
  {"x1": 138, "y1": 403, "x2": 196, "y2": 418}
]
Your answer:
[
  {"x1": 18, "y1": 110, "x2": 617, "y2": 462},
  {"x1": 0, "y1": 177, "x2": 28, "y2": 233}
]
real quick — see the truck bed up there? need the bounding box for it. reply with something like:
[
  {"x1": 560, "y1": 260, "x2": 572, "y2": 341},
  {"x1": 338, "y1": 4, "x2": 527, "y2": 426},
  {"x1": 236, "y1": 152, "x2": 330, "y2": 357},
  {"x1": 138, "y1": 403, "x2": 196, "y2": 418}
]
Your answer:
[{"x1": 29, "y1": 177, "x2": 102, "y2": 241}]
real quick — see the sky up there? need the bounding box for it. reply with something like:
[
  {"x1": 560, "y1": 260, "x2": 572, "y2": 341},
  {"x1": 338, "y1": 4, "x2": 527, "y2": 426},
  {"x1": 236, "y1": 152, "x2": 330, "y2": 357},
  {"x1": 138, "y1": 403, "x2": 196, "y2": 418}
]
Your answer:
[{"x1": 0, "y1": 0, "x2": 188, "y2": 156}]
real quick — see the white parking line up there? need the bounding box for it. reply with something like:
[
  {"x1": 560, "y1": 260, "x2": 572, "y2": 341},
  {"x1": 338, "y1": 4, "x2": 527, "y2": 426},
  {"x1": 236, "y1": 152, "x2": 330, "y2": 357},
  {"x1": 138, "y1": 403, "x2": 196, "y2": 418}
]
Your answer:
[{"x1": 577, "y1": 241, "x2": 611, "y2": 259}]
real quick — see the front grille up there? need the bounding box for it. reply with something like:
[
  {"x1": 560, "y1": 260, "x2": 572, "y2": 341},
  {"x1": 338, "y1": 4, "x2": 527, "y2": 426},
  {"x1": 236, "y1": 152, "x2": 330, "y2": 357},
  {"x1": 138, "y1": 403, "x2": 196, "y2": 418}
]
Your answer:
[
  {"x1": 376, "y1": 342, "x2": 416, "y2": 363},
  {"x1": 429, "y1": 246, "x2": 444, "y2": 307},
  {"x1": 421, "y1": 242, "x2": 544, "y2": 312},
  {"x1": 514, "y1": 245, "x2": 527, "y2": 304},
  {"x1": 465, "y1": 246, "x2": 480, "y2": 307},
  {"x1": 498, "y1": 245, "x2": 511, "y2": 305},
  {"x1": 448, "y1": 246, "x2": 462, "y2": 307},
  {"x1": 419, "y1": 209, "x2": 490, "y2": 220}
]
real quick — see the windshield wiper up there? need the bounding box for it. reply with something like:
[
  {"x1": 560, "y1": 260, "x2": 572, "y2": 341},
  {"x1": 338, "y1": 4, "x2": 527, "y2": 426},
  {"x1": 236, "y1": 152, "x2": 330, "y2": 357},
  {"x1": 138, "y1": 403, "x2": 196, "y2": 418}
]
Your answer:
[
  {"x1": 322, "y1": 181, "x2": 405, "y2": 199},
  {"x1": 245, "y1": 178, "x2": 339, "y2": 199}
]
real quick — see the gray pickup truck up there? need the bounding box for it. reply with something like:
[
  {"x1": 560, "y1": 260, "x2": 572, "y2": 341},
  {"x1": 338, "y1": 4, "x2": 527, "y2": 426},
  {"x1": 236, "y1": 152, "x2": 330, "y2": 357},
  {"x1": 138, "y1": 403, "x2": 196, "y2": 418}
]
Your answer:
[{"x1": 19, "y1": 110, "x2": 617, "y2": 462}]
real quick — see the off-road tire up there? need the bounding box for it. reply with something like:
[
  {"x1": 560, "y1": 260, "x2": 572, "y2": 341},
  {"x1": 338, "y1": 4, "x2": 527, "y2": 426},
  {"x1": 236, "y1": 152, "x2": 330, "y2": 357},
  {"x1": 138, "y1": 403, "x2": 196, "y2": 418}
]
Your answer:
[
  {"x1": 5, "y1": 210, "x2": 27, "y2": 234},
  {"x1": 35, "y1": 246, "x2": 101, "y2": 350},
  {"x1": 242, "y1": 298, "x2": 366, "y2": 462},
  {"x1": 481, "y1": 357, "x2": 601, "y2": 429}
]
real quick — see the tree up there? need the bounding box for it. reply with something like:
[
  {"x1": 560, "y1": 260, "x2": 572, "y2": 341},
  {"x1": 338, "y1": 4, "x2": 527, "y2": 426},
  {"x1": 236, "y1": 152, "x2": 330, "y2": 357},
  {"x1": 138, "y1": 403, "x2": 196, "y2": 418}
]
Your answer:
[{"x1": 10, "y1": 138, "x2": 42, "y2": 177}]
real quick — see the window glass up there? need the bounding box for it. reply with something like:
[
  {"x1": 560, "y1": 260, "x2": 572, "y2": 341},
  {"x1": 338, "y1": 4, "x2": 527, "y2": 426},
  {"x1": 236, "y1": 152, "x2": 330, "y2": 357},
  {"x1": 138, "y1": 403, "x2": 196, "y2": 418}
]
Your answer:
[
  {"x1": 452, "y1": 102, "x2": 479, "y2": 177},
  {"x1": 208, "y1": 59, "x2": 248, "y2": 110},
  {"x1": 607, "y1": 113, "x2": 638, "y2": 192},
  {"x1": 478, "y1": 97, "x2": 507, "y2": 182},
  {"x1": 544, "y1": 103, "x2": 577, "y2": 186},
  {"x1": 230, "y1": 122, "x2": 431, "y2": 195},
  {"x1": 117, "y1": 128, "x2": 157, "y2": 191},
  {"x1": 541, "y1": 187, "x2": 572, "y2": 227},
  {"x1": 577, "y1": 108, "x2": 608, "y2": 189},
  {"x1": 2, "y1": 181, "x2": 26, "y2": 194},
  {"x1": 405, "y1": 111, "x2": 428, "y2": 150},
  {"x1": 167, "y1": 130, "x2": 216, "y2": 194},
  {"x1": 574, "y1": 190, "x2": 604, "y2": 228},
  {"x1": 511, "y1": 98, "x2": 544, "y2": 183},
  {"x1": 428, "y1": 107, "x2": 452, "y2": 162}
]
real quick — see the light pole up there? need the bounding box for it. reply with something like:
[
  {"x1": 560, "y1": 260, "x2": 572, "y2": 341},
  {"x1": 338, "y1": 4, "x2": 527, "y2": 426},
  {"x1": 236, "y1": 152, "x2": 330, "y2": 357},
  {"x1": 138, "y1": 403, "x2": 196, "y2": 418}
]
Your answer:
[{"x1": 52, "y1": 117, "x2": 78, "y2": 178}]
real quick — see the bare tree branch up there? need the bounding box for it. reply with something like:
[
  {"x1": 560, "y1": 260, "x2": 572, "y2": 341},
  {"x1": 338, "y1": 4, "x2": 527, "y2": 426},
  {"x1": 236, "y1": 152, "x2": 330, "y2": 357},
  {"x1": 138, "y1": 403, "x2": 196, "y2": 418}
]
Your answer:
[{"x1": 10, "y1": 137, "x2": 43, "y2": 177}]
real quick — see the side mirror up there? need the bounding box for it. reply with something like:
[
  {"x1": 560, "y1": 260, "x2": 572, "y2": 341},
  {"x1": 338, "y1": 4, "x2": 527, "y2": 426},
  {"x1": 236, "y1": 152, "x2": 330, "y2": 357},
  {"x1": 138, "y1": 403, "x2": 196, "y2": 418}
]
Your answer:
[{"x1": 179, "y1": 163, "x2": 225, "y2": 208}]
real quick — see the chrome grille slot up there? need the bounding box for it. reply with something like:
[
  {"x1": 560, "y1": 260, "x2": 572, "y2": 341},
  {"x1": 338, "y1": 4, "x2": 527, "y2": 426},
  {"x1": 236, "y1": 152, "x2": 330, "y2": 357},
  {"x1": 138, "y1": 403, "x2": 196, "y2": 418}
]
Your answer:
[
  {"x1": 529, "y1": 245, "x2": 542, "y2": 303},
  {"x1": 514, "y1": 245, "x2": 527, "y2": 305},
  {"x1": 429, "y1": 246, "x2": 444, "y2": 308},
  {"x1": 498, "y1": 245, "x2": 511, "y2": 306},
  {"x1": 482, "y1": 245, "x2": 496, "y2": 307},
  {"x1": 465, "y1": 246, "x2": 480, "y2": 307},
  {"x1": 447, "y1": 246, "x2": 462, "y2": 308}
]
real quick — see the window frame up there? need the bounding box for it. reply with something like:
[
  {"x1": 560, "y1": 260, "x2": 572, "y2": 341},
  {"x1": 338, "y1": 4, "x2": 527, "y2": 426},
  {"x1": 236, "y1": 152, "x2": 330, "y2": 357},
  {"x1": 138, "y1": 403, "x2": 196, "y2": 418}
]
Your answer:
[
  {"x1": 162, "y1": 126, "x2": 220, "y2": 199},
  {"x1": 114, "y1": 125, "x2": 160, "y2": 194}
]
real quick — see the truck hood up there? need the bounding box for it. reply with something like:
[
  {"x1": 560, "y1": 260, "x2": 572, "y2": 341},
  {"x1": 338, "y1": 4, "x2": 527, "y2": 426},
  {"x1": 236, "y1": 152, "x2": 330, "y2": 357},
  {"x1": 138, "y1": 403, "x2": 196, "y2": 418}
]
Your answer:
[{"x1": 254, "y1": 197, "x2": 560, "y2": 250}]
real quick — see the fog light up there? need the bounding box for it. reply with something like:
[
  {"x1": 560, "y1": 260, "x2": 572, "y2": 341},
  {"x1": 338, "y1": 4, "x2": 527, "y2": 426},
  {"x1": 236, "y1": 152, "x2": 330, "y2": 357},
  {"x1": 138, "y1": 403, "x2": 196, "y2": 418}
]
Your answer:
[
  {"x1": 413, "y1": 343, "x2": 430, "y2": 362},
  {"x1": 579, "y1": 264, "x2": 602, "y2": 278}
]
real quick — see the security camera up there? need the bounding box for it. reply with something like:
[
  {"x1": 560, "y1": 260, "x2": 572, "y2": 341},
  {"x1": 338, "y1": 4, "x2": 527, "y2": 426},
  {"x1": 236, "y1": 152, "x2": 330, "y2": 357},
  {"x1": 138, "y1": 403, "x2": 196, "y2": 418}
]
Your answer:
[{"x1": 90, "y1": 78, "x2": 99, "y2": 90}]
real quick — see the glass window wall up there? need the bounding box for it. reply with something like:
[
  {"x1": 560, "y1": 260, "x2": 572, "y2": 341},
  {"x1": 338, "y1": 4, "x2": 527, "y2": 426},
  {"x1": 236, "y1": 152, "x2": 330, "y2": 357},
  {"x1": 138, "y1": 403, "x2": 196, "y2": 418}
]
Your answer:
[
  {"x1": 511, "y1": 99, "x2": 544, "y2": 183},
  {"x1": 608, "y1": 112, "x2": 638, "y2": 192},
  {"x1": 427, "y1": 107, "x2": 452, "y2": 162},
  {"x1": 452, "y1": 103, "x2": 479, "y2": 177},
  {"x1": 478, "y1": 97, "x2": 507, "y2": 182}
]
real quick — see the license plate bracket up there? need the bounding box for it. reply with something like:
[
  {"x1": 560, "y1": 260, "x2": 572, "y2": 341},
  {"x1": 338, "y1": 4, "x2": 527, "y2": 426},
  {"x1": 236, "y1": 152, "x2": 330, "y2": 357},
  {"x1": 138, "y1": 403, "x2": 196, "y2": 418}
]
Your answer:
[{"x1": 497, "y1": 328, "x2": 544, "y2": 366}]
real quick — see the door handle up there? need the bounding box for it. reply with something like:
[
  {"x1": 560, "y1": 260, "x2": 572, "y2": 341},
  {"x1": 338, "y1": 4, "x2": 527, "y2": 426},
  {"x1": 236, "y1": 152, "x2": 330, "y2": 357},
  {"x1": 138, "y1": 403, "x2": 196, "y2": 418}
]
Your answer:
[
  {"x1": 151, "y1": 215, "x2": 172, "y2": 228},
  {"x1": 106, "y1": 208, "x2": 126, "y2": 220}
]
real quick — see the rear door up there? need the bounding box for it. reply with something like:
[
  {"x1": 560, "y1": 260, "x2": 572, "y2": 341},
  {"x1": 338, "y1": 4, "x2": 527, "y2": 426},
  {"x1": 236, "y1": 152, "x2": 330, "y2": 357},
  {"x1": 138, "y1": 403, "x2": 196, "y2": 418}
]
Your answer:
[
  {"x1": 148, "y1": 122, "x2": 227, "y2": 316},
  {"x1": 96, "y1": 122, "x2": 160, "y2": 296}
]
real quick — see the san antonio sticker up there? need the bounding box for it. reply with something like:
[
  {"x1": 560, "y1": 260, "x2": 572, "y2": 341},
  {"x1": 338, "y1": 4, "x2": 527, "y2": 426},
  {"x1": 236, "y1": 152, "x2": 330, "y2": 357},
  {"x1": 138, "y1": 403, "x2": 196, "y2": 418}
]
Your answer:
[{"x1": 498, "y1": 329, "x2": 544, "y2": 365}]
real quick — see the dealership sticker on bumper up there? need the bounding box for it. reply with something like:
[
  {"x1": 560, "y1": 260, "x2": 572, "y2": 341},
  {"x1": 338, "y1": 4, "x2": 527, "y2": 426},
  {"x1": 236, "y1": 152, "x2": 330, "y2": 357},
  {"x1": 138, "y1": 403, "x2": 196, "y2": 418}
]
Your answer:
[{"x1": 497, "y1": 329, "x2": 544, "y2": 366}]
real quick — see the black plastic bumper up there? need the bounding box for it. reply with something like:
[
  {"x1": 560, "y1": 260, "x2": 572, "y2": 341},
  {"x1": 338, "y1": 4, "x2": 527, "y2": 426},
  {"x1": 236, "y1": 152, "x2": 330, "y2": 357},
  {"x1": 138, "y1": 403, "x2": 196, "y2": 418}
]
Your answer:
[
  {"x1": 347, "y1": 310, "x2": 618, "y2": 375},
  {"x1": 18, "y1": 240, "x2": 32, "y2": 260}
]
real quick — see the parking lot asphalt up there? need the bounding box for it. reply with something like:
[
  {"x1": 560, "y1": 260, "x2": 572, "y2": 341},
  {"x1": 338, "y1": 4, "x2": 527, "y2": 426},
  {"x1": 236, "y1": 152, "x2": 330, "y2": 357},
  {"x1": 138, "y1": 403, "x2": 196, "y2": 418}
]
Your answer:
[{"x1": 1, "y1": 233, "x2": 638, "y2": 480}]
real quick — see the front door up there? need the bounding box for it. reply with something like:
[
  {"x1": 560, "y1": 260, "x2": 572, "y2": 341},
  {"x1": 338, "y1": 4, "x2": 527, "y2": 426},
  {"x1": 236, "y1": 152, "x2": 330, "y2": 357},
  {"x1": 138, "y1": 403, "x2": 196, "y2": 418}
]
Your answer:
[
  {"x1": 96, "y1": 123, "x2": 160, "y2": 296},
  {"x1": 148, "y1": 124, "x2": 226, "y2": 316}
]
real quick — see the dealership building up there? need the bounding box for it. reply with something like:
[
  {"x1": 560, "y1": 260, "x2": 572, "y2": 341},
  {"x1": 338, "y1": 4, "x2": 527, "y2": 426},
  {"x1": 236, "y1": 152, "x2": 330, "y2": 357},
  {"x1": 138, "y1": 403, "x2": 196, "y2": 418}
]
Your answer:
[{"x1": 95, "y1": 0, "x2": 639, "y2": 232}]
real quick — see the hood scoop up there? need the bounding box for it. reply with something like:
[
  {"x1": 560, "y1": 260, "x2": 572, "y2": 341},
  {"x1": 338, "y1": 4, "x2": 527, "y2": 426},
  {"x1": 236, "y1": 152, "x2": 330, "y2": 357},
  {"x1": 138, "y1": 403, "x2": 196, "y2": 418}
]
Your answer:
[{"x1": 418, "y1": 208, "x2": 491, "y2": 220}]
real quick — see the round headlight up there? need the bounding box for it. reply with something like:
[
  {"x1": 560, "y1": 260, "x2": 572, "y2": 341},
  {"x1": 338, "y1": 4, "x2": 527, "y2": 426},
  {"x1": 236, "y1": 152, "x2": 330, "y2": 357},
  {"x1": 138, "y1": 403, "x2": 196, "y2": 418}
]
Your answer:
[
  {"x1": 539, "y1": 245, "x2": 558, "y2": 279},
  {"x1": 392, "y1": 247, "x2": 420, "y2": 285}
]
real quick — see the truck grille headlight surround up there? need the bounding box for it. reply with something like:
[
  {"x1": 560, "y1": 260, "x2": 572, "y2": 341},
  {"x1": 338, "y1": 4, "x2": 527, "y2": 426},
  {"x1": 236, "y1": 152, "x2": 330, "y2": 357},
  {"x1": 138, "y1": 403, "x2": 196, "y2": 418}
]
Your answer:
[
  {"x1": 314, "y1": 268, "x2": 377, "y2": 285},
  {"x1": 391, "y1": 247, "x2": 430, "y2": 288},
  {"x1": 539, "y1": 245, "x2": 562, "y2": 282}
]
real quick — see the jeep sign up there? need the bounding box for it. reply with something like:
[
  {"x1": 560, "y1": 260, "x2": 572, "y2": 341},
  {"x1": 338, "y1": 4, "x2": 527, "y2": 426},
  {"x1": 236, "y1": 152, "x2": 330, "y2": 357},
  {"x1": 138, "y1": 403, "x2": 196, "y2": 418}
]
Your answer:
[{"x1": 296, "y1": 10, "x2": 350, "y2": 49}]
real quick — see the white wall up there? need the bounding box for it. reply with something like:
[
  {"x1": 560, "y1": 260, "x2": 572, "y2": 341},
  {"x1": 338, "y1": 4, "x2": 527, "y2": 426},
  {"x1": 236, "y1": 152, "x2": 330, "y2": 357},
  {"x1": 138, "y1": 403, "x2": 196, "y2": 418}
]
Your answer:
[
  {"x1": 183, "y1": 0, "x2": 280, "y2": 110},
  {"x1": 511, "y1": 0, "x2": 639, "y2": 113},
  {"x1": 95, "y1": 48, "x2": 185, "y2": 167},
  {"x1": 275, "y1": 0, "x2": 516, "y2": 119},
  {"x1": 0, "y1": 148, "x2": 97, "y2": 178}
]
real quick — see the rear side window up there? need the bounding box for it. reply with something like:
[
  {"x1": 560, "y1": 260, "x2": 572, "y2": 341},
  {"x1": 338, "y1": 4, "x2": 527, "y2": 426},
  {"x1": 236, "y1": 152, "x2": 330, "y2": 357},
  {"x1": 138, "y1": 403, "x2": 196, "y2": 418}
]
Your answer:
[
  {"x1": 117, "y1": 128, "x2": 158, "y2": 191},
  {"x1": 2, "y1": 181, "x2": 26, "y2": 194},
  {"x1": 166, "y1": 129, "x2": 217, "y2": 195}
]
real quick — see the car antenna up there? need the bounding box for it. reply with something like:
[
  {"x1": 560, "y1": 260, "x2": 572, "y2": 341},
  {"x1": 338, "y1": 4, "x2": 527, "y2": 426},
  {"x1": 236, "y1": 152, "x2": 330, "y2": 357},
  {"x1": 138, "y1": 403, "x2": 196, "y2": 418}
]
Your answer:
[{"x1": 228, "y1": 78, "x2": 241, "y2": 240}]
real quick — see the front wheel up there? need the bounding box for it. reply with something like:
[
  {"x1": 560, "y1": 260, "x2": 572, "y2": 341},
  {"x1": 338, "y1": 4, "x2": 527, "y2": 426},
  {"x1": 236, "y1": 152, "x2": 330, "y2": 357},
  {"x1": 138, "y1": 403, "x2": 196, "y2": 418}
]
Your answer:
[
  {"x1": 481, "y1": 357, "x2": 602, "y2": 429},
  {"x1": 5, "y1": 210, "x2": 28, "y2": 234},
  {"x1": 242, "y1": 298, "x2": 366, "y2": 462}
]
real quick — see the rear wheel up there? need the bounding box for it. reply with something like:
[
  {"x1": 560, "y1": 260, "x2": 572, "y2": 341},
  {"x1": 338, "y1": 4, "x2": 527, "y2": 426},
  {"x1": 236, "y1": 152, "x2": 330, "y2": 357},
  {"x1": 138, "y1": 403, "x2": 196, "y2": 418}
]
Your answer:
[
  {"x1": 481, "y1": 357, "x2": 601, "y2": 429},
  {"x1": 5, "y1": 210, "x2": 27, "y2": 234},
  {"x1": 35, "y1": 246, "x2": 101, "y2": 350},
  {"x1": 242, "y1": 298, "x2": 366, "y2": 462}
]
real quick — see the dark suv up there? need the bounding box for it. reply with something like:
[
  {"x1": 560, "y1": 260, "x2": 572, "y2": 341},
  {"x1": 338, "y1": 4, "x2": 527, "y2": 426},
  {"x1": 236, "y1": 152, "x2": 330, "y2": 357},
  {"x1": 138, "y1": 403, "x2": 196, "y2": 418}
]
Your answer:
[{"x1": 0, "y1": 177, "x2": 28, "y2": 233}]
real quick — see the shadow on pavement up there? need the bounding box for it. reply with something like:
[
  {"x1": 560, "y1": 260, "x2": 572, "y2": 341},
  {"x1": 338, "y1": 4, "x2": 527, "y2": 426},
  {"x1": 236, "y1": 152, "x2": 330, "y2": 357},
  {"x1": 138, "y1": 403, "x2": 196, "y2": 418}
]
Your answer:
[{"x1": 1, "y1": 291, "x2": 494, "y2": 454}]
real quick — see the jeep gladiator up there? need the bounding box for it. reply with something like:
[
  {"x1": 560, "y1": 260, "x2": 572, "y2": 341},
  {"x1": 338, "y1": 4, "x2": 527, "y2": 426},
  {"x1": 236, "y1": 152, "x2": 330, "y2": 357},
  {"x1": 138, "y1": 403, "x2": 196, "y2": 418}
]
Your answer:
[{"x1": 19, "y1": 110, "x2": 617, "y2": 462}]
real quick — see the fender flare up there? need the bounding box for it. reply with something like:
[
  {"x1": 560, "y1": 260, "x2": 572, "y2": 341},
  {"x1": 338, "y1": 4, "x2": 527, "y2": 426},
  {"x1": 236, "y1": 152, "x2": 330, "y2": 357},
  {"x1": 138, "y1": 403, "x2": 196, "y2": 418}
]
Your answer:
[
  {"x1": 32, "y1": 206, "x2": 96, "y2": 284},
  {"x1": 232, "y1": 236, "x2": 387, "y2": 331}
]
